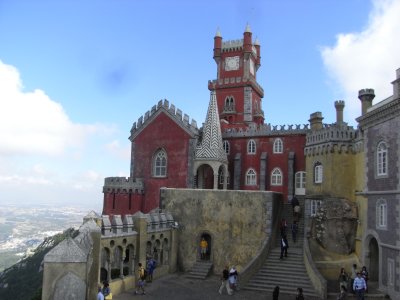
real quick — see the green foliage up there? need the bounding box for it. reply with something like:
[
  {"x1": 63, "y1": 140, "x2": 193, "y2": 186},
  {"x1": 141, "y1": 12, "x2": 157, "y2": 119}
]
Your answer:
[{"x1": 0, "y1": 228, "x2": 78, "y2": 300}]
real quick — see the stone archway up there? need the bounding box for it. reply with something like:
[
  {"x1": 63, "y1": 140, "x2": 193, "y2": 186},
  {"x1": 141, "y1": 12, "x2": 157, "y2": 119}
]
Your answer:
[
  {"x1": 196, "y1": 164, "x2": 214, "y2": 189},
  {"x1": 368, "y1": 237, "x2": 379, "y2": 281}
]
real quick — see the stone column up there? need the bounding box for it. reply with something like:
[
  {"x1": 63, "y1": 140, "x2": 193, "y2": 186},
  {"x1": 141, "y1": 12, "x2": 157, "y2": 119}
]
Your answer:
[
  {"x1": 134, "y1": 216, "x2": 148, "y2": 266},
  {"x1": 287, "y1": 152, "x2": 295, "y2": 200},
  {"x1": 260, "y1": 152, "x2": 267, "y2": 190},
  {"x1": 234, "y1": 153, "x2": 241, "y2": 190}
]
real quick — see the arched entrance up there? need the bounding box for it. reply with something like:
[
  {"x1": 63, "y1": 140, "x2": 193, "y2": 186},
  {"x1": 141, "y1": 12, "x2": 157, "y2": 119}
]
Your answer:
[
  {"x1": 196, "y1": 164, "x2": 214, "y2": 189},
  {"x1": 199, "y1": 233, "x2": 212, "y2": 261},
  {"x1": 368, "y1": 237, "x2": 379, "y2": 281}
]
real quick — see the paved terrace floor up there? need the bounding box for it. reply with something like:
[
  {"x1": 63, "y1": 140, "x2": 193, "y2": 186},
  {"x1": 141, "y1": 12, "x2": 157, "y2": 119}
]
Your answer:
[{"x1": 113, "y1": 274, "x2": 387, "y2": 300}]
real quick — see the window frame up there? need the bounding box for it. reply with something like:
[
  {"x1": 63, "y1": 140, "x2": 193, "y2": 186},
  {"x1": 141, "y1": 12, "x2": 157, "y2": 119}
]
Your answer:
[
  {"x1": 223, "y1": 140, "x2": 230, "y2": 155},
  {"x1": 376, "y1": 141, "x2": 388, "y2": 177},
  {"x1": 153, "y1": 149, "x2": 167, "y2": 178},
  {"x1": 273, "y1": 138, "x2": 283, "y2": 153},
  {"x1": 271, "y1": 168, "x2": 283, "y2": 186},
  {"x1": 247, "y1": 139, "x2": 256, "y2": 155},
  {"x1": 314, "y1": 163, "x2": 323, "y2": 183},
  {"x1": 310, "y1": 199, "x2": 322, "y2": 217},
  {"x1": 376, "y1": 198, "x2": 387, "y2": 230},
  {"x1": 245, "y1": 168, "x2": 257, "y2": 186}
]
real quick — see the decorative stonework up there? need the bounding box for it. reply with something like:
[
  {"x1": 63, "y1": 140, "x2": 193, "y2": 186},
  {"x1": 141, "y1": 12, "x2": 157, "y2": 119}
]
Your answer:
[{"x1": 312, "y1": 198, "x2": 358, "y2": 254}]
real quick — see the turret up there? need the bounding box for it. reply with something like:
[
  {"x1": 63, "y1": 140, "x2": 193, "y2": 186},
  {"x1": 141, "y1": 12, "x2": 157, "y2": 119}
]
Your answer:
[
  {"x1": 243, "y1": 24, "x2": 252, "y2": 54},
  {"x1": 309, "y1": 112, "x2": 324, "y2": 130},
  {"x1": 254, "y1": 37, "x2": 261, "y2": 69},
  {"x1": 213, "y1": 28, "x2": 222, "y2": 64},
  {"x1": 334, "y1": 100, "x2": 345, "y2": 125},
  {"x1": 358, "y1": 89, "x2": 375, "y2": 115},
  {"x1": 392, "y1": 68, "x2": 400, "y2": 99}
]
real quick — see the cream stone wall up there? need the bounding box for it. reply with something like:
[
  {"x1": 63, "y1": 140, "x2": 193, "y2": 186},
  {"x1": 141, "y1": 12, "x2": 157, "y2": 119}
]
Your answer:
[{"x1": 161, "y1": 188, "x2": 280, "y2": 274}]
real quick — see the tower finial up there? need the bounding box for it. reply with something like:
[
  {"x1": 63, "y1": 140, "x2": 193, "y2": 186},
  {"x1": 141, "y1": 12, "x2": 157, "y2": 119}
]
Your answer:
[
  {"x1": 245, "y1": 23, "x2": 251, "y2": 33},
  {"x1": 255, "y1": 36, "x2": 260, "y2": 45},
  {"x1": 215, "y1": 27, "x2": 221, "y2": 37}
]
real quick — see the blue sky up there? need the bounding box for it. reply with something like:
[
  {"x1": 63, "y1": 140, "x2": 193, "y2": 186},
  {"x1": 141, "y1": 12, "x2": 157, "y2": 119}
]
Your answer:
[{"x1": 0, "y1": 0, "x2": 399, "y2": 211}]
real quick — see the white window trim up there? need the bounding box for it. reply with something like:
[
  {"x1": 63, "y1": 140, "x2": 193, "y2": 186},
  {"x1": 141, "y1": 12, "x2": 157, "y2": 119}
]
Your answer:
[
  {"x1": 376, "y1": 199, "x2": 387, "y2": 230},
  {"x1": 314, "y1": 164, "x2": 323, "y2": 183},
  {"x1": 388, "y1": 258, "x2": 395, "y2": 286},
  {"x1": 245, "y1": 169, "x2": 257, "y2": 186},
  {"x1": 377, "y1": 141, "x2": 388, "y2": 176},
  {"x1": 273, "y1": 138, "x2": 283, "y2": 153},
  {"x1": 247, "y1": 139, "x2": 256, "y2": 154},
  {"x1": 153, "y1": 149, "x2": 167, "y2": 178},
  {"x1": 271, "y1": 168, "x2": 283, "y2": 186},
  {"x1": 310, "y1": 200, "x2": 322, "y2": 217}
]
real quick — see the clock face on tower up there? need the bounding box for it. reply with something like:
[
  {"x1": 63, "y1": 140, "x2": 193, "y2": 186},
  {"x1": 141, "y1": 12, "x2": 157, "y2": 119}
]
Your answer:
[{"x1": 225, "y1": 56, "x2": 240, "y2": 71}]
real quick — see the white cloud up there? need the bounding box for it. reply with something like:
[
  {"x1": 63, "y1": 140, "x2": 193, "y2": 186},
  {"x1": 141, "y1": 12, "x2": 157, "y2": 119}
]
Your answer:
[
  {"x1": 321, "y1": 0, "x2": 400, "y2": 121},
  {"x1": 105, "y1": 139, "x2": 130, "y2": 160},
  {"x1": 0, "y1": 60, "x2": 96, "y2": 156}
]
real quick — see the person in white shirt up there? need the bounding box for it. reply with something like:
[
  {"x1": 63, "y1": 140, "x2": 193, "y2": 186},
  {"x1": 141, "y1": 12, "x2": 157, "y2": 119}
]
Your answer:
[
  {"x1": 97, "y1": 286, "x2": 104, "y2": 300},
  {"x1": 353, "y1": 272, "x2": 366, "y2": 300}
]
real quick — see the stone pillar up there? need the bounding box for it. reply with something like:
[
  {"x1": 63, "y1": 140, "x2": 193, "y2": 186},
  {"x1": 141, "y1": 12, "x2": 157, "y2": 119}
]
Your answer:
[
  {"x1": 213, "y1": 171, "x2": 219, "y2": 190},
  {"x1": 287, "y1": 152, "x2": 295, "y2": 201},
  {"x1": 358, "y1": 89, "x2": 375, "y2": 115},
  {"x1": 134, "y1": 215, "x2": 148, "y2": 267},
  {"x1": 234, "y1": 153, "x2": 241, "y2": 190},
  {"x1": 334, "y1": 100, "x2": 345, "y2": 124},
  {"x1": 392, "y1": 68, "x2": 400, "y2": 99},
  {"x1": 223, "y1": 165, "x2": 228, "y2": 190},
  {"x1": 130, "y1": 142, "x2": 135, "y2": 179},
  {"x1": 260, "y1": 152, "x2": 267, "y2": 190},
  {"x1": 169, "y1": 228, "x2": 178, "y2": 273}
]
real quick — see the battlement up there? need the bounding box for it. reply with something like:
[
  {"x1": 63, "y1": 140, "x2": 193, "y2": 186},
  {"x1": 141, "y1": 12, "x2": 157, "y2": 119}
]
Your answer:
[
  {"x1": 222, "y1": 39, "x2": 244, "y2": 51},
  {"x1": 334, "y1": 100, "x2": 345, "y2": 108},
  {"x1": 208, "y1": 76, "x2": 264, "y2": 95},
  {"x1": 358, "y1": 88, "x2": 375, "y2": 97},
  {"x1": 222, "y1": 123, "x2": 308, "y2": 138},
  {"x1": 130, "y1": 99, "x2": 199, "y2": 138},
  {"x1": 101, "y1": 211, "x2": 175, "y2": 237},
  {"x1": 103, "y1": 177, "x2": 144, "y2": 193}
]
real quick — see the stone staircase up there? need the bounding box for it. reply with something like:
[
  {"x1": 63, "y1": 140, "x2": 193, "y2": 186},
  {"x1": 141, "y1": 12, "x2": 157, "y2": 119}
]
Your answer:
[
  {"x1": 186, "y1": 260, "x2": 213, "y2": 280},
  {"x1": 245, "y1": 198, "x2": 321, "y2": 298}
]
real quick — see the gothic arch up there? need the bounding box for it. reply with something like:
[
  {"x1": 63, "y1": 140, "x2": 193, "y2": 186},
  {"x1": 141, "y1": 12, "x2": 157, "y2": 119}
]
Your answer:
[{"x1": 53, "y1": 272, "x2": 86, "y2": 300}]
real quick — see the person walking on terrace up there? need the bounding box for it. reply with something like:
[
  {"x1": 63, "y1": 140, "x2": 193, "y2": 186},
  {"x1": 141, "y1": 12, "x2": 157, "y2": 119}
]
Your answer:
[
  {"x1": 279, "y1": 234, "x2": 289, "y2": 259},
  {"x1": 219, "y1": 265, "x2": 233, "y2": 295}
]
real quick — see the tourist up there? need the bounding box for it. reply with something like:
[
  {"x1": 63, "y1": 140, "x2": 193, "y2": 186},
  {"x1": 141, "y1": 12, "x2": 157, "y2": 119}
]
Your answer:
[
  {"x1": 229, "y1": 266, "x2": 239, "y2": 291},
  {"x1": 97, "y1": 286, "x2": 104, "y2": 300},
  {"x1": 292, "y1": 196, "x2": 300, "y2": 221},
  {"x1": 361, "y1": 266, "x2": 369, "y2": 292},
  {"x1": 101, "y1": 281, "x2": 111, "y2": 299},
  {"x1": 200, "y1": 237, "x2": 208, "y2": 260},
  {"x1": 338, "y1": 267, "x2": 349, "y2": 292},
  {"x1": 135, "y1": 262, "x2": 146, "y2": 295},
  {"x1": 146, "y1": 257, "x2": 156, "y2": 282},
  {"x1": 272, "y1": 285, "x2": 280, "y2": 300},
  {"x1": 218, "y1": 265, "x2": 233, "y2": 295},
  {"x1": 350, "y1": 264, "x2": 357, "y2": 294},
  {"x1": 337, "y1": 285, "x2": 347, "y2": 300},
  {"x1": 353, "y1": 272, "x2": 366, "y2": 300},
  {"x1": 279, "y1": 234, "x2": 289, "y2": 259},
  {"x1": 296, "y1": 287, "x2": 304, "y2": 300},
  {"x1": 291, "y1": 221, "x2": 298, "y2": 243}
]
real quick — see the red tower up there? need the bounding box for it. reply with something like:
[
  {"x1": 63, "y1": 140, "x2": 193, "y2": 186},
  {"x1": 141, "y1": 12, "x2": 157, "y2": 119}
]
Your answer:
[{"x1": 209, "y1": 24, "x2": 264, "y2": 128}]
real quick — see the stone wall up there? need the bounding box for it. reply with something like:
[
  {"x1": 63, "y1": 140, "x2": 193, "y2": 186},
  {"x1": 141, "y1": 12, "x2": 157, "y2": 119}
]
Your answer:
[{"x1": 160, "y1": 188, "x2": 280, "y2": 274}]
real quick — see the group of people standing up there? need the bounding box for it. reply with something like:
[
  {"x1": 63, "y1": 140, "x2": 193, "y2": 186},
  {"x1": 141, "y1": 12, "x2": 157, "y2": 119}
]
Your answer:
[{"x1": 337, "y1": 264, "x2": 369, "y2": 299}]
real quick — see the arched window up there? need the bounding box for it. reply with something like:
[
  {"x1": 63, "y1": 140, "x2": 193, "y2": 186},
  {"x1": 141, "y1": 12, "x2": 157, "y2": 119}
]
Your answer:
[
  {"x1": 224, "y1": 96, "x2": 235, "y2": 111},
  {"x1": 314, "y1": 162, "x2": 323, "y2": 183},
  {"x1": 377, "y1": 141, "x2": 388, "y2": 176},
  {"x1": 271, "y1": 168, "x2": 283, "y2": 186},
  {"x1": 247, "y1": 139, "x2": 256, "y2": 154},
  {"x1": 223, "y1": 140, "x2": 230, "y2": 154},
  {"x1": 376, "y1": 199, "x2": 387, "y2": 229},
  {"x1": 245, "y1": 169, "x2": 257, "y2": 186},
  {"x1": 153, "y1": 149, "x2": 167, "y2": 177},
  {"x1": 219, "y1": 170, "x2": 230, "y2": 185},
  {"x1": 273, "y1": 138, "x2": 283, "y2": 153}
]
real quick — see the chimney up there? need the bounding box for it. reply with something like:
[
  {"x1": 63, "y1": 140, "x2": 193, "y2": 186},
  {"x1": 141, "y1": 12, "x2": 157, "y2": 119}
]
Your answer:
[
  {"x1": 309, "y1": 112, "x2": 324, "y2": 130},
  {"x1": 358, "y1": 89, "x2": 375, "y2": 115},
  {"x1": 392, "y1": 68, "x2": 400, "y2": 99},
  {"x1": 334, "y1": 100, "x2": 345, "y2": 124}
]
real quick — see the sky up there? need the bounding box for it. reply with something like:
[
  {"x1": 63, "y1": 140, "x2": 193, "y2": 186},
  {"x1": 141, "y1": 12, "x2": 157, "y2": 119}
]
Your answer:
[{"x1": 0, "y1": 0, "x2": 399, "y2": 211}]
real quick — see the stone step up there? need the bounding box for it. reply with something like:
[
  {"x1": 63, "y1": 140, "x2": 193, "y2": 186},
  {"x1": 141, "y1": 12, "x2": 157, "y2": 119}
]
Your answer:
[{"x1": 185, "y1": 261, "x2": 213, "y2": 280}]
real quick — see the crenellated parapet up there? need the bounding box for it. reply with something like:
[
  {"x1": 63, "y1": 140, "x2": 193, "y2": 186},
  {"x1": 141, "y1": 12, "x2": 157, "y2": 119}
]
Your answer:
[
  {"x1": 103, "y1": 177, "x2": 144, "y2": 193},
  {"x1": 304, "y1": 123, "x2": 361, "y2": 156},
  {"x1": 221, "y1": 39, "x2": 244, "y2": 51},
  {"x1": 208, "y1": 77, "x2": 264, "y2": 96},
  {"x1": 129, "y1": 99, "x2": 199, "y2": 140},
  {"x1": 222, "y1": 123, "x2": 308, "y2": 138},
  {"x1": 101, "y1": 211, "x2": 175, "y2": 237}
]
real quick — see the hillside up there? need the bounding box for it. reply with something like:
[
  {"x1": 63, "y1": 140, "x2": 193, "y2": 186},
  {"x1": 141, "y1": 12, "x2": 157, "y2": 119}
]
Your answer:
[{"x1": 0, "y1": 228, "x2": 78, "y2": 300}]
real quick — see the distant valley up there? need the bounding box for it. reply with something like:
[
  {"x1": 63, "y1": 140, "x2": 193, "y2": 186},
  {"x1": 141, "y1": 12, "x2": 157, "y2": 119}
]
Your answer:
[{"x1": 0, "y1": 205, "x2": 93, "y2": 272}]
